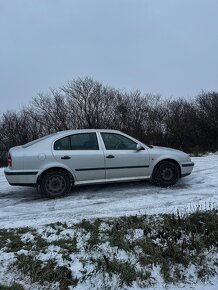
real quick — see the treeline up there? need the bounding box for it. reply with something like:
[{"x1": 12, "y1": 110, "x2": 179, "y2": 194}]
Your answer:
[{"x1": 0, "y1": 77, "x2": 218, "y2": 166}]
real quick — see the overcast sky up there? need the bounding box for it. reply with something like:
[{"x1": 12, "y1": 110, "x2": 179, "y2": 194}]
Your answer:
[{"x1": 0, "y1": 0, "x2": 218, "y2": 111}]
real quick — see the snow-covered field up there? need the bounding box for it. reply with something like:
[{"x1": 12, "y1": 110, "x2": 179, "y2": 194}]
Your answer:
[
  {"x1": 0, "y1": 155, "x2": 218, "y2": 290},
  {"x1": 0, "y1": 154, "x2": 217, "y2": 229}
]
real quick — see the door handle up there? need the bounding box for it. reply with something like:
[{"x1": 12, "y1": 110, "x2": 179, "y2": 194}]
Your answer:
[
  {"x1": 106, "y1": 155, "x2": 115, "y2": 159},
  {"x1": 61, "y1": 156, "x2": 71, "y2": 160}
]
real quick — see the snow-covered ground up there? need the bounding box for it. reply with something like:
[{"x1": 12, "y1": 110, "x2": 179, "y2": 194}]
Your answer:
[{"x1": 0, "y1": 155, "x2": 217, "y2": 229}]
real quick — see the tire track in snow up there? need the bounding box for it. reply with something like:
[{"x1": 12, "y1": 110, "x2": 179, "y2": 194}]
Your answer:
[{"x1": 0, "y1": 155, "x2": 217, "y2": 228}]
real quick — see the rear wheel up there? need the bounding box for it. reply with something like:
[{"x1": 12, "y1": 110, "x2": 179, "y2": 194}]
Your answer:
[
  {"x1": 152, "y1": 161, "x2": 180, "y2": 187},
  {"x1": 40, "y1": 170, "x2": 71, "y2": 198}
]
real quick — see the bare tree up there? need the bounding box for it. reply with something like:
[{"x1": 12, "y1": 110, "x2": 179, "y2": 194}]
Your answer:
[
  {"x1": 31, "y1": 90, "x2": 72, "y2": 133},
  {"x1": 1, "y1": 77, "x2": 218, "y2": 166},
  {"x1": 195, "y1": 91, "x2": 218, "y2": 151},
  {"x1": 62, "y1": 77, "x2": 118, "y2": 129}
]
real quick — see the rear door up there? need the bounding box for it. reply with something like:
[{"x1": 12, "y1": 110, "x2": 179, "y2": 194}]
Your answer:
[
  {"x1": 100, "y1": 132, "x2": 150, "y2": 179},
  {"x1": 52, "y1": 132, "x2": 105, "y2": 182}
]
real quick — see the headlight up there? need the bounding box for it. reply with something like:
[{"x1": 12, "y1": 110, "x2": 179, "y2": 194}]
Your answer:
[{"x1": 186, "y1": 154, "x2": 191, "y2": 162}]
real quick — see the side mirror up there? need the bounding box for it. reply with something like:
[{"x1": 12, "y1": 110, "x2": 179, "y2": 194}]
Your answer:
[{"x1": 136, "y1": 144, "x2": 143, "y2": 151}]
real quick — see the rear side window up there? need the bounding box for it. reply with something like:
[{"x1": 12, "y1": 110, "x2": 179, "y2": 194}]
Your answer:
[
  {"x1": 70, "y1": 133, "x2": 99, "y2": 150},
  {"x1": 54, "y1": 133, "x2": 99, "y2": 150},
  {"x1": 54, "y1": 136, "x2": 71, "y2": 150},
  {"x1": 22, "y1": 133, "x2": 57, "y2": 148},
  {"x1": 101, "y1": 133, "x2": 137, "y2": 150}
]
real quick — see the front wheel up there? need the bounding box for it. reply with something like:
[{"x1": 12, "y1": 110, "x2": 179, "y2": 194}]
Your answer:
[
  {"x1": 40, "y1": 170, "x2": 71, "y2": 198},
  {"x1": 152, "y1": 161, "x2": 180, "y2": 187}
]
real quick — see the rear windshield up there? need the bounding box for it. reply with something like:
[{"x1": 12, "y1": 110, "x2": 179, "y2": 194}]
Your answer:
[{"x1": 22, "y1": 133, "x2": 57, "y2": 148}]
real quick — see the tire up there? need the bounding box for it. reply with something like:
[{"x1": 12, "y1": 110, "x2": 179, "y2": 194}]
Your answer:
[
  {"x1": 40, "y1": 170, "x2": 71, "y2": 198},
  {"x1": 152, "y1": 161, "x2": 180, "y2": 187}
]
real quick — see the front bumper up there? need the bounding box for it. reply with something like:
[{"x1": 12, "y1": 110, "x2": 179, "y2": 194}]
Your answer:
[
  {"x1": 181, "y1": 162, "x2": 194, "y2": 168},
  {"x1": 181, "y1": 162, "x2": 194, "y2": 177}
]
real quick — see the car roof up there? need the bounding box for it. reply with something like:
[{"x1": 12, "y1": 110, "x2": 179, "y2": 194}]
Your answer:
[
  {"x1": 56, "y1": 129, "x2": 122, "y2": 135},
  {"x1": 22, "y1": 129, "x2": 127, "y2": 149}
]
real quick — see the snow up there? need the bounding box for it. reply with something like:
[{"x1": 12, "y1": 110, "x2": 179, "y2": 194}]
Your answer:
[
  {"x1": 125, "y1": 229, "x2": 144, "y2": 243},
  {"x1": 0, "y1": 155, "x2": 217, "y2": 229},
  {"x1": 20, "y1": 232, "x2": 35, "y2": 243}
]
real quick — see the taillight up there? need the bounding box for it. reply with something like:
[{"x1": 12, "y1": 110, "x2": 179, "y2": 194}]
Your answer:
[{"x1": 8, "y1": 153, "x2": 12, "y2": 167}]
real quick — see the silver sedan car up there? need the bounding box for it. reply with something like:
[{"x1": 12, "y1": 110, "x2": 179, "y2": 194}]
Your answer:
[{"x1": 4, "y1": 129, "x2": 194, "y2": 198}]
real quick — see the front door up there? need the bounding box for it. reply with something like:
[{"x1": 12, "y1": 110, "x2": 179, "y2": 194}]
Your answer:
[{"x1": 99, "y1": 132, "x2": 150, "y2": 180}]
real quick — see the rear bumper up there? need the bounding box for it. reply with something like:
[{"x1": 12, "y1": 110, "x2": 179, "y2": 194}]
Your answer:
[{"x1": 4, "y1": 169, "x2": 38, "y2": 185}]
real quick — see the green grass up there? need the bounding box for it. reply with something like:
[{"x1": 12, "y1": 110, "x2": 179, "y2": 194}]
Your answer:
[
  {"x1": 76, "y1": 218, "x2": 101, "y2": 249},
  {"x1": 0, "y1": 283, "x2": 24, "y2": 290},
  {"x1": 0, "y1": 209, "x2": 217, "y2": 289},
  {"x1": 14, "y1": 255, "x2": 77, "y2": 289},
  {"x1": 0, "y1": 228, "x2": 34, "y2": 252}
]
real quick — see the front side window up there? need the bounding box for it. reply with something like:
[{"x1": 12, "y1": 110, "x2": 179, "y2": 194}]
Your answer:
[
  {"x1": 54, "y1": 133, "x2": 99, "y2": 150},
  {"x1": 101, "y1": 133, "x2": 137, "y2": 150}
]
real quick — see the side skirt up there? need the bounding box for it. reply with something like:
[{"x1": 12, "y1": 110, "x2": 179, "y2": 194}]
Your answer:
[{"x1": 74, "y1": 176, "x2": 151, "y2": 186}]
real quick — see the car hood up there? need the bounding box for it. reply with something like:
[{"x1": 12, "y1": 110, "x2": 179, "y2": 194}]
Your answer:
[
  {"x1": 146, "y1": 145, "x2": 189, "y2": 159},
  {"x1": 150, "y1": 145, "x2": 183, "y2": 153}
]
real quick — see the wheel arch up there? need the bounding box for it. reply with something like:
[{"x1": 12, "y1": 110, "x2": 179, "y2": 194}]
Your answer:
[
  {"x1": 152, "y1": 158, "x2": 181, "y2": 178},
  {"x1": 37, "y1": 166, "x2": 75, "y2": 185}
]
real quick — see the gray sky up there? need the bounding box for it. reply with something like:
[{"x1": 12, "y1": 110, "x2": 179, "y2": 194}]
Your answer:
[{"x1": 0, "y1": 0, "x2": 218, "y2": 111}]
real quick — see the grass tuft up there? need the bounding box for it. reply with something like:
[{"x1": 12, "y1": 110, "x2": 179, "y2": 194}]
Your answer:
[
  {"x1": 0, "y1": 209, "x2": 217, "y2": 288},
  {"x1": 0, "y1": 283, "x2": 24, "y2": 290},
  {"x1": 14, "y1": 254, "x2": 78, "y2": 289}
]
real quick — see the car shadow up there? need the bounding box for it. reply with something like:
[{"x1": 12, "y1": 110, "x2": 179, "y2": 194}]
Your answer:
[
  {"x1": 0, "y1": 187, "x2": 40, "y2": 202},
  {"x1": 0, "y1": 178, "x2": 191, "y2": 203},
  {"x1": 71, "y1": 179, "x2": 151, "y2": 195}
]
